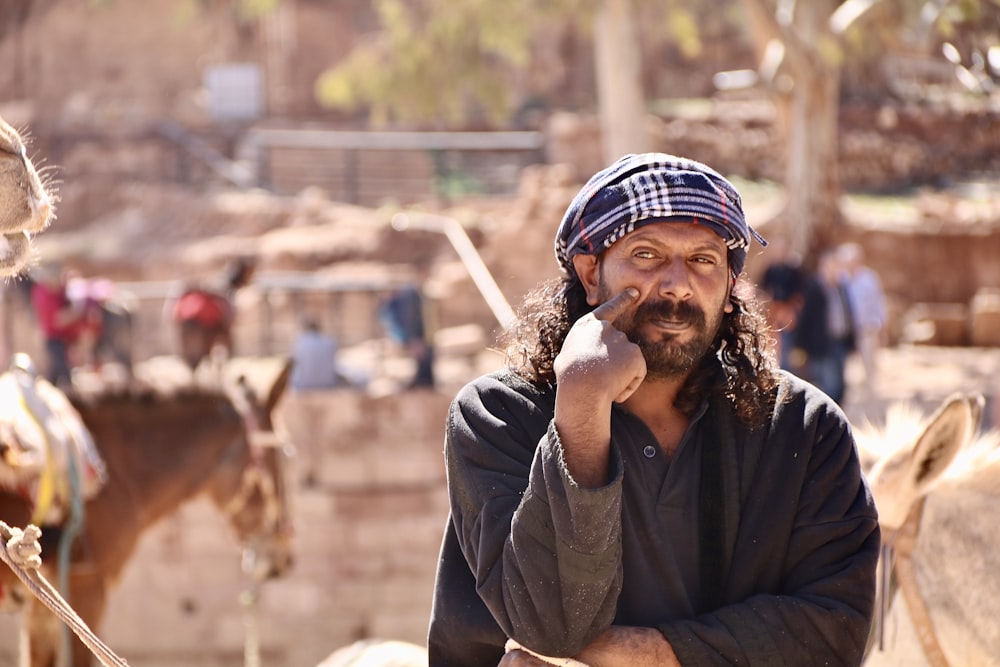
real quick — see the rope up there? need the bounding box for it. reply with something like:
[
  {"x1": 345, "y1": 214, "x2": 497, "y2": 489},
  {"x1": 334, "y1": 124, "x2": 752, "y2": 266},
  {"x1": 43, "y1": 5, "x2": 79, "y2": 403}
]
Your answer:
[
  {"x1": 889, "y1": 497, "x2": 952, "y2": 667},
  {"x1": 222, "y1": 430, "x2": 287, "y2": 544},
  {"x1": 240, "y1": 577, "x2": 261, "y2": 667},
  {"x1": 58, "y1": 444, "x2": 85, "y2": 667},
  {"x1": 0, "y1": 522, "x2": 130, "y2": 667}
]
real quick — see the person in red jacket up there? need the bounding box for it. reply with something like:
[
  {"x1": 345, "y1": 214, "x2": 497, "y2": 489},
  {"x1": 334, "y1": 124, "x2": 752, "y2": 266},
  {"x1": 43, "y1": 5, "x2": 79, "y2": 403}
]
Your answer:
[{"x1": 29, "y1": 263, "x2": 96, "y2": 389}]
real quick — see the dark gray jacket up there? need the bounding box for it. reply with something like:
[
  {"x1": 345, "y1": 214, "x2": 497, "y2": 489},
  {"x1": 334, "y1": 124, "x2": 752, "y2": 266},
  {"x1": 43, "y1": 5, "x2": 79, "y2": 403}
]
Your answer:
[{"x1": 428, "y1": 369, "x2": 879, "y2": 666}]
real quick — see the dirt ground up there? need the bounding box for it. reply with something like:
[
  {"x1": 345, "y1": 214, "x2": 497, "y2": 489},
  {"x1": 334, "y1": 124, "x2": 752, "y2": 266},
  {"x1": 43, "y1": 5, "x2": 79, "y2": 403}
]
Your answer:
[{"x1": 841, "y1": 344, "x2": 1000, "y2": 428}]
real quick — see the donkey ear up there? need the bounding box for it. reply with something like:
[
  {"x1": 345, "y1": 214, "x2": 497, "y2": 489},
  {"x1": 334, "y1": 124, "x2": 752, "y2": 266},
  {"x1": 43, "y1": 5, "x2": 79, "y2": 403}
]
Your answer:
[
  {"x1": 908, "y1": 392, "x2": 977, "y2": 493},
  {"x1": 965, "y1": 392, "x2": 986, "y2": 436}
]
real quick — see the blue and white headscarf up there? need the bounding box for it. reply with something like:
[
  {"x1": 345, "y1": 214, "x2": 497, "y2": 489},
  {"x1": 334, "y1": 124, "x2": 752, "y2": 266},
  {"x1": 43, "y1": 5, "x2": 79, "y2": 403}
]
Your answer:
[{"x1": 555, "y1": 153, "x2": 766, "y2": 279}]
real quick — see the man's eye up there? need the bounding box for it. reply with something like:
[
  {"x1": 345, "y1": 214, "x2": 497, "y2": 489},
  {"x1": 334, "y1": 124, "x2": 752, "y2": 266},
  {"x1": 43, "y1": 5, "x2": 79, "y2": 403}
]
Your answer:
[{"x1": 633, "y1": 250, "x2": 657, "y2": 259}]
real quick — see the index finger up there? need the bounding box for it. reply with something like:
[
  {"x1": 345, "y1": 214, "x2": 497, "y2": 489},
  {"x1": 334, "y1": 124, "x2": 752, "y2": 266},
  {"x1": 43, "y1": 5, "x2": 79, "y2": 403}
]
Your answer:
[{"x1": 591, "y1": 287, "x2": 639, "y2": 322}]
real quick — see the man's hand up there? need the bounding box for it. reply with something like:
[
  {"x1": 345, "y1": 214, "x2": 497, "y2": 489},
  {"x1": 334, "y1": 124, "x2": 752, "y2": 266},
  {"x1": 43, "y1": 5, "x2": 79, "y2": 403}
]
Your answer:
[
  {"x1": 553, "y1": 288, "x2": 645, "y2": 487},
  {"x1": 555, "y1": 287, "x2": 645, "y2": 405},
  {"x1": 499, "y1": 627, "x2": 679, "y2": 667},
  {"x1": 498, "y1": 649, "x2": 561, "y2": 666},
  {"x1": 576, "y1": 626, "x2": 680, "y2": 667}
]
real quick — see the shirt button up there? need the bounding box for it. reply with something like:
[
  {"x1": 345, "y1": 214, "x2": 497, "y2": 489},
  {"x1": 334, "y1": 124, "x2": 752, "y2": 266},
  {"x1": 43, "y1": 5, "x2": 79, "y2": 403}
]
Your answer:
[{"x1": 643, "y1": 445, "x2": 657, "y2": 458}]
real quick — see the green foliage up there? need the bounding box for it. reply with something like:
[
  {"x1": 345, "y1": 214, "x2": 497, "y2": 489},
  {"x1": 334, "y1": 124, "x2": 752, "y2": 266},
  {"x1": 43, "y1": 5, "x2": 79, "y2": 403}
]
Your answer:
[
  {"x1": 173, "y1": 0, "x2": 279, "y2": 24},
  {"x1": 236, "y1": 0, "x2": 281, "y2": 19},
  {"x1": 831, "y1": 0, "x2": 999, "y2": 94},
  {"x1": 817, "y1": 33, "x2": 846, "y2": 68},
  {"x1": 315, "y1": 0, "x2": 593, "y2": 127},
  {"x1": 219, "y1": 0, "x2": 995, "y2": 126},
  {"x1": 650, "y1": 3, "x2": 703, "y2": 60},
  {"x1": 434, "y1": 166, "x2": 483, "y2": 199},
  {"x1": 935, "y1": 0, "x2": 1000, "y2": 38},
  {"x1": 314, "y1": 0, "x2": 716, "y2": 127}
]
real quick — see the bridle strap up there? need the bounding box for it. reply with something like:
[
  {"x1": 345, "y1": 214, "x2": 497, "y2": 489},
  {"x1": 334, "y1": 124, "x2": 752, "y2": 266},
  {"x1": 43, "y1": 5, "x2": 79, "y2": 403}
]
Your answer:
[
  {"x1": 248, "y1": 431, "x2": 285, "y2": 449},
  {"x1": 887, "y1": 496, "x2": 952, "y2": 667},
  {"x1": 222, "y1": 452, "x2": 281, "y2": 533}
]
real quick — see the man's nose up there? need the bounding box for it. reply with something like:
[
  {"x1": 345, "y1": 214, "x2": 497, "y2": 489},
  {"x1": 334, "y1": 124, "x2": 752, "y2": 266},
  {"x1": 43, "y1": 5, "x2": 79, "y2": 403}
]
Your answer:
[{"x1": 656, "y1": 260, "x2": 693, "y2": 299}]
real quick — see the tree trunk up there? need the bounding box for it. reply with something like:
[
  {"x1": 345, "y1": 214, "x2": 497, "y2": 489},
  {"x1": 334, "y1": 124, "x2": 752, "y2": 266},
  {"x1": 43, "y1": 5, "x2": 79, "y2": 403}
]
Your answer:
[
  {"x1": 740, "y1": 0, "x2": 844, "y2": 265},
  {"x1": 782, "y1": 51, "x2": 841, "y2": 263},
  {"x1": 594, "y1": 0, "x2": 651, "y2": 163},
  {"x1": 260, "y1": 1, "x2": 296, "y2": 117}
]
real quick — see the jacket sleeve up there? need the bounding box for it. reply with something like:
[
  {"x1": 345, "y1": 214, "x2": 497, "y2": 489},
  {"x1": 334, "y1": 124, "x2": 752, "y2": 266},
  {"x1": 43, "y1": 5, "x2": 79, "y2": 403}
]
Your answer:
[
  {"x1": 445, "y1": 374, "x2": 625, "y2": 656},
  {"x1": 659, "y1": 386, "x2": 880, "y2": 666}
]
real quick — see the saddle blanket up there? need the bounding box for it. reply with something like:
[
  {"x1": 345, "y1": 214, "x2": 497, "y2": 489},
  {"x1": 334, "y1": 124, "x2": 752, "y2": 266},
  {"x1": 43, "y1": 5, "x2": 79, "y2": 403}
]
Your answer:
[{"x1": 0, "y1": 354, "x2": 107, "y2": 525}]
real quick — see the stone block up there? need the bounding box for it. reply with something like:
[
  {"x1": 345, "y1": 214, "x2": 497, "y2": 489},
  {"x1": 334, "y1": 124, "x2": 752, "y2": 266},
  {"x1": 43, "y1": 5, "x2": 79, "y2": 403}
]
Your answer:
[
  {"x1": 970, "y1": 288, "x2": 1000, "y2": 347},
  {"x1": 901, "y1": 302, "x2": 969, "y2": 346}
]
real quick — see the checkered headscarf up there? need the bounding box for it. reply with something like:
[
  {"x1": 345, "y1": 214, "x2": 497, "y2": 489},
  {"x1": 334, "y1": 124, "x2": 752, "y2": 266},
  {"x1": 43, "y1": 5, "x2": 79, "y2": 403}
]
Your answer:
[{"x1": 555, "y1": 153, "x2": 766, "y2": 279}]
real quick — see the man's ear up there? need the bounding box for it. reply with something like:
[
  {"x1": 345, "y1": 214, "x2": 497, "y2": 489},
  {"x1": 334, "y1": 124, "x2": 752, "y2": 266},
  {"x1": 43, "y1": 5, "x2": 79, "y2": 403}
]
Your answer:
[
  {"x1": 723, "y1": 275, "x2": 736, "y2": 313},
  {"x1": 572, "y1": 254, "x2": 601, "y2": 306}
]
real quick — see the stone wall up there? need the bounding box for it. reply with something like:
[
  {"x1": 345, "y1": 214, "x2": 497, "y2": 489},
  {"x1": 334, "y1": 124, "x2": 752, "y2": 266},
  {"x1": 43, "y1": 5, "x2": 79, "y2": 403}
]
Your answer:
[
  {"x1": 546, "y1": 103, "x2": 1000, "y2": 193},
  {"x1": 837, "y1": 221, "x2": 1000, "y2": 346}
]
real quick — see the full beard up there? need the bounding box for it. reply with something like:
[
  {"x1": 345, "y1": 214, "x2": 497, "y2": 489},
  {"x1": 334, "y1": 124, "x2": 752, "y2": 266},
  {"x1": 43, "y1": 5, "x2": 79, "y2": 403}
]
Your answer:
[{"x1": 601, "y1": 287, "x2": 721, "y2": 380}]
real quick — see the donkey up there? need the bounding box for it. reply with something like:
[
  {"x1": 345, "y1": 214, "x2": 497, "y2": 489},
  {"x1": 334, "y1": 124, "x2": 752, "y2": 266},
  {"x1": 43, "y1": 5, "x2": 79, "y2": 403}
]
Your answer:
[
  {"x1": 856, "y1": 392, "x2": 1000, "y2": 667},
  {"x1": 0, "y1": 357, "x2": 296, "y2": 667},
  {"x1": 0, "y1": 114, "x2": 55, "y2": 276}
]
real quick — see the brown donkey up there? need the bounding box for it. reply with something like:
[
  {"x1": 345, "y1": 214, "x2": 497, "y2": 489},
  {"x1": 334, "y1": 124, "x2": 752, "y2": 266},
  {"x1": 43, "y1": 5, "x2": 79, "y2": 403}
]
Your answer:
[{"x1": 0, "y1": 357, "x2": 295, "y2": 667}]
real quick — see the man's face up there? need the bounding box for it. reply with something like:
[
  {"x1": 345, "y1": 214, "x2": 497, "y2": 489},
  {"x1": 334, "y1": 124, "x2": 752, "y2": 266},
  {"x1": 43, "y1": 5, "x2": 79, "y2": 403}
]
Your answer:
[{"x1": 589, "y1": 221, "x2": 732, "y2": 379}]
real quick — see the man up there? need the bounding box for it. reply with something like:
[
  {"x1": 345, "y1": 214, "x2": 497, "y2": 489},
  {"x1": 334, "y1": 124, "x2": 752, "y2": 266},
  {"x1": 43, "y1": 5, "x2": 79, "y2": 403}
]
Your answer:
[
  {"x1": 838, "y1": 242, "x2": 887, "y2": 395},
  {"x1": 29, "y1": 263, "x2": 94, "y2": 389},
  {"x1": 285, "y1": 315, "x2": 341, "y2": 486},
  {"x1": 289, "y1": 315, "x2": 341, "y2": 392},
  {"x1": 380, "y1": 280, "x2": 436, "y2": 389},
  {"x1": 427, "y1": 153, "x2": 879, "y2": 666},
  {"x1": 792, "y1": 249, "x2": 855, "y2": 405},
  {"x1": 758, "y1": 236, "x2": 805, "y2": 370}
]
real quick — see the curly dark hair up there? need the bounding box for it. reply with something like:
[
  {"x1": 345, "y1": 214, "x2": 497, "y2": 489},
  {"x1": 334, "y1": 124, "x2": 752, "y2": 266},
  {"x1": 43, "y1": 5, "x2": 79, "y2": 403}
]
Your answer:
[{"x1": 500, "y1": 270, "x2": 780, "y2": 429}]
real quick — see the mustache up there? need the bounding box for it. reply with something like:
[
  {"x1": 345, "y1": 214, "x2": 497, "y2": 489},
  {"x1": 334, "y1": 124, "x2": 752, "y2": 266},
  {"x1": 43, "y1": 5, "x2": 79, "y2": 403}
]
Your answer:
[{"x1": 629, "y1": 298, "x2": 705, "y2": 327}]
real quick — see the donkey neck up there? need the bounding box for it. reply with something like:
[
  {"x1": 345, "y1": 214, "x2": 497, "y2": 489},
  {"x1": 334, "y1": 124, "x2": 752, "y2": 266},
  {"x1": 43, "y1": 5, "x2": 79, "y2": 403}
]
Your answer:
[{"x1": 80, "y1": 393, "x2": 246, "y2": 524}]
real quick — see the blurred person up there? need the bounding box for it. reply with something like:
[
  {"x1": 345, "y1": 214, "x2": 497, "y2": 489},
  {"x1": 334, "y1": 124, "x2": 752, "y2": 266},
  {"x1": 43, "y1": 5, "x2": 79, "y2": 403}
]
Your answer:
[
  {"x1": 379, "y1": 275, "x2": 436, "y2": 390},
  {"x1": 791, "y1": 249, "x2": 855, "y2": 405},
  {"x1": 29, "y1": 263, "x2": 99, "y2": 389},
  {"x1": 66, "y1": 272, "x2": 134, "y2": 378},
  {"x1": 289, "y1": 315, "x2": 340, "y2": 392},
  {"x1": 285, "y1": 315, "x2": 341, "y2": 486},
  {"x1": 427, "y1": 153, "x2": 878, "y2": 666},
  {"x1": 838, "y1": 242, "x2": 887, "y2": 392},
  {"x1": 169, "y1": 256, "x2": 256, "y2": 375},
  {"x1": 758, "y1": 236, "x2": 804, "y2": 370}
]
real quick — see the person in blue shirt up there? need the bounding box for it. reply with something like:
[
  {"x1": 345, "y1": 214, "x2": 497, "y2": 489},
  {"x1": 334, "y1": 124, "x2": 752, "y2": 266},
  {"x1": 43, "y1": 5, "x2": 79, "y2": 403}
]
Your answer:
[{"x1": 286, "y1": 315, "x2": 340, "y2": 486}]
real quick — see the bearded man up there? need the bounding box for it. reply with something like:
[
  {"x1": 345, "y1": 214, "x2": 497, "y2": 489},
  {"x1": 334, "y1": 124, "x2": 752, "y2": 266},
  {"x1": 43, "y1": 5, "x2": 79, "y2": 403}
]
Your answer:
[{"x1": 427, "y1": 153, "x2": 879, "y2": 666}]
